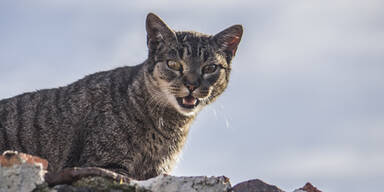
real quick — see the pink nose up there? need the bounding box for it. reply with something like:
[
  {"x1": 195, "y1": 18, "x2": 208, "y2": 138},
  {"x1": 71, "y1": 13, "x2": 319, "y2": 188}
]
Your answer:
[{"x1": 187, "y1": 85, "x2": 196, "y2": 91}]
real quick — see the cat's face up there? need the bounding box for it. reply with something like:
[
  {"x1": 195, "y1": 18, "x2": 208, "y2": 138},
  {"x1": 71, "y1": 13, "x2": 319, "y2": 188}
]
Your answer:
[{"x1": 145, "y1": 13, "x2": 242, "y2": 116}]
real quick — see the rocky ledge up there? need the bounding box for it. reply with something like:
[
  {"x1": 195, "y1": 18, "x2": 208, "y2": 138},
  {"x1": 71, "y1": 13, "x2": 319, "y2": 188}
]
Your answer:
[{"x1": 0, "y1": 151, "x2": 323, "y2": 192}]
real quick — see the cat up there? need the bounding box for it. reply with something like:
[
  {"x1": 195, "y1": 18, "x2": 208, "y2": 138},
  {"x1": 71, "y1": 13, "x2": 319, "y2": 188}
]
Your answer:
[{"x1": 0, "y1": 13, "x2": 242, "y2": 180}]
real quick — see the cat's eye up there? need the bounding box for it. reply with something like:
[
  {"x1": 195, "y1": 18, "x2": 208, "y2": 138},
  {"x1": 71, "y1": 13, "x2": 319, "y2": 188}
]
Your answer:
[
  {"x1": 202, "y1": 64, "x2": 218, "y2": 74},
  {"x1": 167, "y1": 60, "x2": 182, "y2": 72}
]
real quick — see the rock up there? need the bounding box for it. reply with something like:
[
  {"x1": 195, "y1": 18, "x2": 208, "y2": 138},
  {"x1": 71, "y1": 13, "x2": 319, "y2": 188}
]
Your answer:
[
  {"x1": 293, "y1": 183, "x2": 322, "y2": 192},
  {"x1": 133, "y1": 175, "x2": 232, "y2": 192},
  {"x1": 232, "y1": 179, "x2": 285, "y2": 192},
  {"x1": 0, "y1": 151, "x2": 48, "y2": 192},
  {"x1": 0, "y1": 151, "x2": 48, "y2": 170},
  {"x1": 37, "y1": 175, "x2": 231, "y2": 192},
  {"x1": 0, "y1": 151, "x2": 324, "y2": 192}
]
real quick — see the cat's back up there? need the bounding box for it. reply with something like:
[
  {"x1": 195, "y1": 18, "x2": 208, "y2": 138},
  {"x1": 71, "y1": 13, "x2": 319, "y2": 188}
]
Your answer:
[{"x1": 0, "y1": 64, "x2": 142, "y2": 117}]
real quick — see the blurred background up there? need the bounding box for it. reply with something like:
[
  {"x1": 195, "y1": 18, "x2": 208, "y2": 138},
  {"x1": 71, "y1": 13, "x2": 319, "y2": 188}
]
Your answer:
[{"x1": 1, "y1": 0, "x2": 383, "y2": 191}]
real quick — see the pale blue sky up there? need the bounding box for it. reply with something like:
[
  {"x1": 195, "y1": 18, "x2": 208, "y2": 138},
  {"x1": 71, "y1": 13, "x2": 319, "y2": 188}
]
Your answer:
[{"x1": 1, "y1": 1, "x2": 384, "y2": 191}]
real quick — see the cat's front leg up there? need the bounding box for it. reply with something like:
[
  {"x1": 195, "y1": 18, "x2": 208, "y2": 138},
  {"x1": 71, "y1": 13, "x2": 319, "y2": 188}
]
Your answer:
[{"x1": 44, "y1": 166, "x2": 131, "y2": 186}]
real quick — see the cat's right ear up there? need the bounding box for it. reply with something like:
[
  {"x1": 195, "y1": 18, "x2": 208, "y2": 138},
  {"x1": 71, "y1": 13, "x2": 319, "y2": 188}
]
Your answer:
[{"x1": 146, "y1": 13, "x2": 177, "y2": 49}]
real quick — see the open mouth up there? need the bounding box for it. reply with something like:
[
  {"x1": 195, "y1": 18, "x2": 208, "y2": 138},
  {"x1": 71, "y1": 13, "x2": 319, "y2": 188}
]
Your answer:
[{"x1": 176, "y1": 95, "x2": 200, "y2": 109}]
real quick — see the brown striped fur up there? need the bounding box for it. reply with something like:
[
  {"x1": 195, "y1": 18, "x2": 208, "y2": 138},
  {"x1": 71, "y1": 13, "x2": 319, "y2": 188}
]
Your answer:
[{"x1": 0, "y1": 13, "x2": 242, "y2": 180}]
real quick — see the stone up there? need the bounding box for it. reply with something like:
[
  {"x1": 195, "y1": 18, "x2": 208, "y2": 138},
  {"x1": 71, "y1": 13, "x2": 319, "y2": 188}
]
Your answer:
[
  {"x1": 293, "y1": 183, "x2": 322, "y2": 192},
  {"x1": 36, "y1": 175, "x2": 231, "y2": 192},
  {"x1": 0, "y1": 151, "x2": 48, "y2": 192},
  {"x1": 232, "y1": 179, "x2": 285, "y2": 192},
  {"x1": 0, "y1": 151, "x2": 48, "y2": 170},
  {"x1": 133, "y1": 174, "x2": 232, "y2": 192}
]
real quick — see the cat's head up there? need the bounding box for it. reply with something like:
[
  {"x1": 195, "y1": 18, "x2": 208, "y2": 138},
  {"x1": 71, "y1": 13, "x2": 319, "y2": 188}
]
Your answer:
[{"x1": 144, "y1": 13, "x2": 242, "y2": 116}]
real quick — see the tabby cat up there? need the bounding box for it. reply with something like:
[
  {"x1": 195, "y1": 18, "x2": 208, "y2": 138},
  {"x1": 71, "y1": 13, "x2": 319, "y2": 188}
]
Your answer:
[{"x1": 0, "y1": 13, "x2": 242, "y2": 180}]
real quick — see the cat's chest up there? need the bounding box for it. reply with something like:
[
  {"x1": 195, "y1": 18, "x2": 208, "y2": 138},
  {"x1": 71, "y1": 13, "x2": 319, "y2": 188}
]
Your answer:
[
  {"x1": 145, "y1": 124, "x2": 187, "y2": 156},
  {"x1": 138, "y1": 123, "x2": 189, "y2": 169}
]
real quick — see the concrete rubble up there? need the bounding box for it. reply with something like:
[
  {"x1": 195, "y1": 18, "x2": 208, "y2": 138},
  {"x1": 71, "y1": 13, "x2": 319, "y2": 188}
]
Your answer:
[
  {"x1": 0, "y1": 151, "x2": 47, "y2": 192},
  {"x1": 133, "y1": 175, "x2": 231, "y2": 192},
  {"x1": 232, "y1": 179, "x2": 284, "y2": 192}
]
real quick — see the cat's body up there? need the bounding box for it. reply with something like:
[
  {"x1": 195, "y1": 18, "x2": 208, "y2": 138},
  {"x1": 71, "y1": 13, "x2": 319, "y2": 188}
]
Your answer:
[
  {"x1": 0, "y1": 65, "x2": 191, "y2": 179},
  {"x1": 0, "y1": 13, "x2": 242, "y2": 180}
]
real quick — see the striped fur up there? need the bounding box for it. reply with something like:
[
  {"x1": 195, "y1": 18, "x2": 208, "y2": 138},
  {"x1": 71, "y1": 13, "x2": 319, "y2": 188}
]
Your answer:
[{"x1": 0, "y1": 13, "x2": 242, "y2": 180}]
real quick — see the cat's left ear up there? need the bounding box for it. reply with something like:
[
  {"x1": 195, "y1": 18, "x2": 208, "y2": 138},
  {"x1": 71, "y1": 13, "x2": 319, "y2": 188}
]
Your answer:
[
  {"x1": 146, "y1": 13, "x2": 177, "y2": 47},
  {"x1": 213, "y1": 25, "x2": 243, "y2": 57}
]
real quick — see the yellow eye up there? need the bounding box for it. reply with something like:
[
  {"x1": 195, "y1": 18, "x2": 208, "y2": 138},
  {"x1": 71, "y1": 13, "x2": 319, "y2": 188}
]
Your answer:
[
  {"x1": 202, "y1": 64, "x2": 218, "y2": 74},
  {"x1": 167, "y1": 60, "x2": 182, "y2": 71}
]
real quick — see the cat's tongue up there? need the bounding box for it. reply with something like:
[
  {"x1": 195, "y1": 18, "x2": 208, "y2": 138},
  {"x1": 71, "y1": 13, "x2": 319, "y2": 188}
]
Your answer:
[{"x1": 182, "y1": 95, "x2": 197, "y2": 106}]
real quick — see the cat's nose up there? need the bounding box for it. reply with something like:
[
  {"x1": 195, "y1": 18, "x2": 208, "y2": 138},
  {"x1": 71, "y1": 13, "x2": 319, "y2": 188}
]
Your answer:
[
  {"x1": 186, "y1": 84, "x2": 197, "y2": 92},
  {"x1": 183, "y1": 79, "x2": 200, "y2": 92}
]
